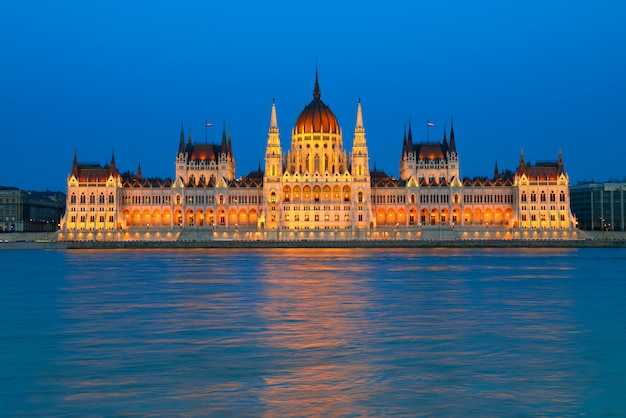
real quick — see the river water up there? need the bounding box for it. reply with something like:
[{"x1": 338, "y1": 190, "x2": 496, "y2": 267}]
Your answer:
[{"x1": 1, "y1": 247, "x2": 625, "y2": 416}]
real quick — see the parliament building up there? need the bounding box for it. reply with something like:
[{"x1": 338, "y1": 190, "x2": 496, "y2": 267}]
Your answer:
[{"x1": 59, "y1": 72, "x2": 578, "y2": 241}]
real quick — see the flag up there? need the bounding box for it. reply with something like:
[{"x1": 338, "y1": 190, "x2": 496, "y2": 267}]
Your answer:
[
  {"x1": 427, "y1": 121, "x2": 434, "y2": 127},
  {"x1": 206, "y1": 121, "x2": 213, "y2": 127}
]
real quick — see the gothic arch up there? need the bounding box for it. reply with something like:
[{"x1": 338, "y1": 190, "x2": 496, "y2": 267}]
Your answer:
[
  {"x1": 473, "y1": 208, "x2": 483, "y2": 224},
  {"x1": 377, "y1": 208, "x2": 386, "y2": 225},
  {"x1": 387, "y1": 208, "x2": 396, "y2": 225},
  {"x1": 238, "y1": 209, "x2": 248, "y2": 225},
  {"x1": 162, "y1": 209, "x2": 172, "y2": 226},
  {"x1": 484, "y1": 208, "x2": 493, "y2": 225},
  {"x1": 186, "y1": 209, "x2": 194, "y2": 226},
  {"x1": 463, "y1": 208, "x2": 473, "y2": 224},
  {"x1": 343, "y1": 185, "x2": 351, "y2": 202}
]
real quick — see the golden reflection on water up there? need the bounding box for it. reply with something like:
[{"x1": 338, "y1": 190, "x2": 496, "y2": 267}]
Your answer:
[
  {"x1": 46, "y1": 247, "x2": 607, "y2": 415},
  {"x1": 255, "y1": 249, "x2": 379, "y2": 415}
]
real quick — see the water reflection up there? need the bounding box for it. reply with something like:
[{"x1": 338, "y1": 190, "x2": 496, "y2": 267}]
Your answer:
[
  {"x1": 254, "y1": 249, "x2": 381, "y2": 415},
  {"x1": 23, "y1": 248, "x2": 621, "y2": 415}
]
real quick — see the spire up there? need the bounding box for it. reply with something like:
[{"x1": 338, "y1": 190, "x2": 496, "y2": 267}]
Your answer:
[
  {"x1": 72, "y1": 149, "x2": 79, "y2": 177},
  {"x1": 494, "y1": 160, "x2": 499, "y2": 179},
  {"x1": 313, "y1": 67, "x2": 321, "y2": 99},
  {"x1": 442, "y1": 125, "x2": 448, "y2": 147},
  {"x1": 265, "y1": 99, "x2": 282, "y2": 178},
  {"x1": 270, "y1": 99, "x2": 279, "y2": 132},
  {"x1": 187, "y1": 127, "x2": 192, "y2": 146},
  {"x1": 179, "y1": 122, "x2": 186, "y2": 154},
  {"x1": 110, "y1": 149, "x2": 116, "y2": 175},
  {"x1": 557, "y1": 148, "x2": 564, "y2": 174},
  {"x1": 407, "y1": 119, "x2": 413, "y2": 147},
  {"x1": 352, "y1": 99, "x2": 367, "y2": 149},
  {"x1": 356, "y1": 98, "x2": 363, "y2": 128},
  {"x1": 449, "y1": 118, "x2": 456, "y2": 153},
  {"x1": 221, "y1": 121, "x2": 228, "y2": 151},
  {"x1": 137, "y1": 161, "x2": 142, "y2": 180},
  {"x1": 266, "y1": 99, "x2": 281, "y2": 147},
  {"x1": 519, "y1": 148, "x2": 526, "y2": 169}
]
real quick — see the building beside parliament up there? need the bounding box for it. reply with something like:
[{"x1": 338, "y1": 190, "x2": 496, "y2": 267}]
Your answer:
[
  {"x1": 1, "y1": 186, "x2": 65, "y2": 232},
  {"x1": 570, "y1": 181, "x2": 626, "y2": 231},
  {"x1": 59, "y1": 72, "x2": 577, "y2": 241}
]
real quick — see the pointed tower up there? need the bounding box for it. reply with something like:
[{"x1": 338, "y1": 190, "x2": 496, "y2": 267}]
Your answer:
[
  {"x1": 110, "y1": 150, "x2": 117, "y2": 176},
  {"x1": 313, "y1": 68, "x2": 321, "y2": 99},
  {"x1": 494, "y1": 160, "x2": 499, "y2": 180},
  {"x1": 221, "y1": 122, "x2": 228, "y2": 152},
  {"x1": 264, "y1": 99, "x2": 283, "y2": 181},
  {"x1": 213, "y1": 121, "x2": 235, "y2": 181},
  {"x1": 557, "y1": 148, "x2": 564, "y2": 175},
  {"x1": 178, "y1": 122, "x2": 186, "y2": 154},
  {"x1": 350, "y1": 98, "x2": 372, "y2": 230},
  {"x1": 351, "y1": 98, "x2": 369, "y2": 178},
  {"x1": 176, "y1": 123, "x2": 189, "y2": 180},
  {"x1": 442, "y1": 125, "x2": 448, "y2": 147},
  {"x1": 137, "y1": 161, "x2": 142, "y2": 181},
  {"x1": 449, "y1": 118, "x2": 456, "y2": 154},
  {"x1": 447, "y1": 118, "x2": 459, "y2": 181},
  {"x1": 72, "y1": 150, "x2": 79, "y2": 178},
  {"x1": 187, "y1": 127, "x2": 192, "y2": 146},
  {"x1": 400, "y1": 120, "x2": 416, "y2": 181}
]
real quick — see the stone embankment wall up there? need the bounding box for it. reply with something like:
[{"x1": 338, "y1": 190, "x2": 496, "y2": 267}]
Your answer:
[{"x1": 2, "y1": 230, "x2": 626, "y2": 249}]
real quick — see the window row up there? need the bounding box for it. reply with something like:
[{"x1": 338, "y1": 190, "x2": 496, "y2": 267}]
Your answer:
[
  {"x1": 70, "y1": 215, "x2": 115, "y2": 223},
  {"x1": 521, "y1": 191, "x2": 566, "y2": 202},
  {"x1": 70, "y1": 193, "x2": 115, "y2": 204},
  {"x1": 285, "y1": 213, "x2": 351, "y2": 222}
]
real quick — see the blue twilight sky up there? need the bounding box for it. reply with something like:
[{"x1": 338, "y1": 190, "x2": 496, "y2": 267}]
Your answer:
[{"x1": 1, "y1": 1, "x2": 625, "y2": 191}]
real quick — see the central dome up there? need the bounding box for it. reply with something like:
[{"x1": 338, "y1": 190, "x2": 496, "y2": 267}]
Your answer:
[{"x1": 294, "y1": 72, "x2": 340, "y2": 134}]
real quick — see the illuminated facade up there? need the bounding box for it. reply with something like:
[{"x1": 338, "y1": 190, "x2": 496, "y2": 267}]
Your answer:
[{"x1": 59, "y1": 72, "x2": 577, "y2": 241}]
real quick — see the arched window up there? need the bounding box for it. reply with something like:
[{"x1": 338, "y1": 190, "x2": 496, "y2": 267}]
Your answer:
[
  {"x1": 270, "y1": 192, "x2": 277, "y2": 203},
  {"x1": 108, "y1": 193, "x2": 114, "y2": 204},
  {"x1": 540, "y1": 191, "x2": 546, "y2": 202},
  {"x1": 70, "y1": 194, "x2": 76, "y2": 204},
  {"x1": 80, "y1": 193, "x2": 86, "y2": 204},
  {"x1": 89, "y1": 194, "x2": 95, "y2": 204},
  {"x1": 530, "y1": 192, "x2": 536, "y2": 202},
  {"x1": 560, "y1": 191, "x2": 566, "y2": 202},
  {"x1": 550, "y1": 191, "x2": 556, "y2": 202},
  {"x1": 99, "y1": 193, "x2": 105, "y2": 204},
  {"x1": 521, "y1": 192, "x2": 527, "y2": 202}
]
